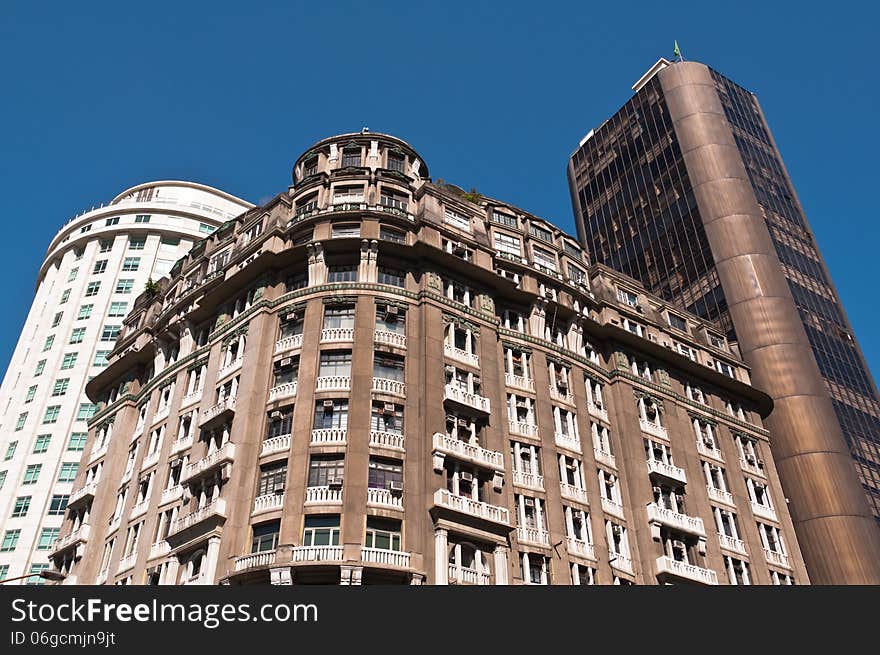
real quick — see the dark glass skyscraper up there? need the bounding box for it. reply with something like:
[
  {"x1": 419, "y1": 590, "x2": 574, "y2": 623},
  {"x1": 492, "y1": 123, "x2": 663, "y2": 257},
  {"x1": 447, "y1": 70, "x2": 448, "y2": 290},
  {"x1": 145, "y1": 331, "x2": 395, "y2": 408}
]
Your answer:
[{"x1": 567, "y1": 59, "x2": 880, "y2": 583}]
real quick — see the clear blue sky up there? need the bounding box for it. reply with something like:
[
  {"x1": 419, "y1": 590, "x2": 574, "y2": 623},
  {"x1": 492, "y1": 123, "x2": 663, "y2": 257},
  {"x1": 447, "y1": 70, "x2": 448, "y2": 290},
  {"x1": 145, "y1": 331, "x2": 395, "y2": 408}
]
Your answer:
[{"x1": 1, "y1": 1, "x2": 878, "y2": 383}]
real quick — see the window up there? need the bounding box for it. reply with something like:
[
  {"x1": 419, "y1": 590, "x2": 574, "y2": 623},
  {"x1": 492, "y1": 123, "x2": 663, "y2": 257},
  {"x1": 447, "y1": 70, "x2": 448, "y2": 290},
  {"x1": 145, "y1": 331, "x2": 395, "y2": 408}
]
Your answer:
[
  {"x1": 365, "y1": 517, "x2": 401, "y2": 551},
  {"x1": 68, "y1": 267, "x2": 79, "y2": 282},
  {"x1": 444, "y1": 207, "x2": 470, "y2": 231},
  {"x1": 25, "y1": 386, "x2": 37, "y2": 403},
  {"x1": 379, "y1": 226, "x2": 405, "y2": 243},
  {"x1": 35, "y1": 359, "x2": 46, "y2": 376},
  {"x1": 303, "y1": 155, "x2": 319, "y2": 177},
  {"x1": 302, "y1": 515, "x2": 340, "y2": 546},
  {"x1": 34, "y1": 434, "x2": 52, "y2": 454},
  {"x1": 108, "y1": 301, "x2": 128, "y2": 318},
  {"x1": 715, "y1": 360, "x2": 736, "y2": 378},
  {"x1": 668, "y1": 313, "x2": 688, "y2": 332},
  {"x1": 331, "y1": 223, "x2": 360, "y2": 238},
  {"x1": 99, "y1": 239, "x2": 113, "y2": 253},
  {"x1": 374, "y1": 352, "x2": 404, "y2": 382},
  {"x1": 333, "y1": 185, "x2": 364, "y2": 204},
  {"x1": 122, "y1": 257, "x2": 140, "y2": 272},
  {"x1": 76, "y1": 403, "x2": 97, "y2": 421},
  {"x1": 380, "y1": 188, "x2": 408, "y2": 211},
  {"x1": 370, "y1": 401, "x2": 403, "y2": 434},
  {"x1": 101, "y1": 325, "x2": 121, "y2": 341},
  {"x1": 37, "y1": 528, "x2": 60, "y2": 550},
  {"x1": 529, "y1": 223, "x2": 552, "y2": 242},
  {"x1": 0, "y1": 471, "x2": 5, "y2": 489},
  {"x1": 377, "y1": 266, "x2": 405, "y2": 287},
  {"x1": 1, "y1": 530, "x2": 21, "y2": 552},
  {"x1": 387, "y1": 151, "x2": 405, "y2": 172},
  {"x1": 26, "y1": 564, "x2": 49, "y2": 585},
  {"x1": 69, "y1": 328, "x2": 85, "y2": 344},
  {"x1": 58, "y1": 462, "x2": 78, "y2": 482},
  {"x1": 61, "y1": 353, "x2": 78, "y2": 369},
  {"x1": 77, "y1": 304, "x2": 93, "y2": 320},
  {"x1": 257, "y1": 463, "x2": 288, "y2": 497},
  {"x1": 251, "y1": 521, "x2": 280, "y2": 553},
  {"x1": 617, "y1": 288, "x2": 639, "y2": 307},
  {"x1": 568, "y1": 263, "x2": 586, "y2": 285},
  {"x1": 128, "y1": 236, "x2": 146, "y2": 250},
  {"x1": 115, "y1": 279, "x2": 134, "y2": 294},
  {"x1": 23, "y1": 464, "x2": 41, "y2": 484},
  {"x1": 15, "y1": 413, "x2": 27, "y2": 431},
  {"x1": 323, "y1": 305, "x2": 355, "y2": 330},
  {"x1": 375, "y1": 304, "x2": 405, "y2": 334},
  {"x1": 51, "y1": 312, "x2": 63, "y2": 327},
  {"x1": 533, "y1": 246, "x2": 559, "y2": 273},
  {"x1": 134, "y1": 214, "x2": 151, "y2": 223},
  {"x1": 48, "y1": 495, "x2": 69, "y2": 516},
  {"x1": 341, "y1": 148, "x2": 361, "y2": 168},
  {"x1": 67, "y1": 432, "x2": 86, "y2": 452},
  {"x1": 199, "y1": 223, "x2": 214, "y2": 234},
  {"x1": 314, "y1": 399, "x2": 349, "y2": 430},
  {"x1": 327, "y1": 264, "x2": 357, "y2": 283},
  {"x1": 295, "y1": 192, "x2": 318, "y2": 216},
  {"x1": 266, "y1": 407, "x2": 293, "y2": 439},
  {"x1": 42, "y1": 335, "x2": 54, "y2": 351},
  {"x1": 60, "y1": 289, "x2": 70, "y2": 304},
  {"x1": 307, "y1": 455, "x2": 345, "y2": 487},
  {"x1": 318, "y1": 351, "x2": 352, "y2": 377},
  {"x1": 5, "y1": 442, "x2": 17, "y2": 460},
  {"x1": 368, "y1": 457, "x2": 402, "y2": 489},
  {"x1": 491, "y1": 211, "x2": 518, "y2": 228},
  {"x1": 12, "y1": 496, "x2": 31, "y2": 517},
  {"x1": 43, "y1": 406, "x2": 61, "y2": 424},
  {"x1": 494, "y1": 232, "x2": 522, "y2": 257},
  {"x1": 92, "y1": 260, "x2": 108, "y2": 274},
  {"x1": 83, "y1": 281, "x2": 102, "y2": 298},
  {"x1": 93, "y1": 351, "x2": 111, "y2": 367}
]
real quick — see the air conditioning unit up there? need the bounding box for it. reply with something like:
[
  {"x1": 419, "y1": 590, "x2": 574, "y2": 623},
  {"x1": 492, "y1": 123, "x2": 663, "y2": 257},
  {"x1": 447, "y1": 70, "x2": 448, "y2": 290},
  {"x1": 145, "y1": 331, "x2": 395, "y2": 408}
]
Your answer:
[
  {"x1": 284, "y1": 311, "x2": 300, "y2": 322},
  {"x1": 566, "y1": 462, "x2": 577, "y2": 471},
  {"x1": 328, "y1": 478, "x2": 343, "y2": 490},
  {"x1": 516, "y1": 400, "x2": 528, "y2": 409},
  {"x1": 524, "y1": 498, "x2": 535, "y2": 508},
  {"x1": 756, "y1": 458, "x2": 765, "y2": 468},
  {"x1": 273, "y1": 482, "x2": 285, "y2": 493},
  {"x1": 323, "y1": 399, "x2": 335, "y2": 408},
  {"x1": 460, "y1": 471, "x2": 474, "y2": 483},
  {"x1": 270, "y1": 410, "x2": 283, "y2": 420},
  {"x1": 388, "y1": 480, "x2": 404, "y2": 493},
  {"x1": 384, "y1": 403, "x2": 395, "y2": 413},
  {"x1": 278, "y1": 357, "x2": 293, "y2": 368},
  {"x1": 457, "y1": 418, "x2": 469, "y2": 427},
  {"x1": 384, "y1": 306, "x2": 399, "y2": 318},
  {"x1": 652, "y1": 486, "x2": 662, "y2": 495},
  {"x1": 444, "y1": 365, "x2": 456, "y2": 375},
  {"x1": 672, "y1": 540, "x2": 686, "y2": 550},
  {"x1": 745, "y1": 454, "x2": 757, "y2": 465},
  {"x1": 611, "y1": 525, "x2": 622, "y2": 537}
]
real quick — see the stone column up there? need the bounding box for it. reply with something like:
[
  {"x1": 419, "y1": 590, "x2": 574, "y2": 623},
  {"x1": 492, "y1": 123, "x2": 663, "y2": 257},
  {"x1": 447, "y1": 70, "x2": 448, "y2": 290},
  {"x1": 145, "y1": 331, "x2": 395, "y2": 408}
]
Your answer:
[{"x1": 434, "y1": 528, "x2": 448, "y2": 585}]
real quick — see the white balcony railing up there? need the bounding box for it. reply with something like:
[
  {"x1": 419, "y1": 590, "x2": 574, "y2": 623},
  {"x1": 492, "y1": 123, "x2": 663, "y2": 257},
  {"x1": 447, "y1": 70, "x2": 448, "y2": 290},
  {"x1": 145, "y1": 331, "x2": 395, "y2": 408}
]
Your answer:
[
  {"x1": 646, "y1": 503, "x2": 706, "y2": 537},
  {"x1": 374, "y1": 330, "x2": 407, "y2": 348},
  {"x1": 567, "y1": 537, "x2": 596, "y2": 561},
  {"x1": 304, "y1": 486, "x2": 343, "y2": 505},
  {"x1": 609, "y1": 550, "x2": 634, "y2": 575},
  {"x1": 361, "y1": 548, "x2": 411, "y2": 568},
  {"x1": 718, "y1": 533, "x2": 748, "y2": 555},
  {"x1": 290, "y1": 545, "x2": 343, "y2": 563},
  {"x1": 130, "y1": 499, "x2": 149, "y2": 519},
  {"x1": 200, "y1": 396, "x2": 236, "y2": 428},
  {"x1": 601, "y1": 497, "x2": 626, "y2": 519},
  {"x1": 217, "y1": 356, "x2": 243, "y2": 380},
  {"x1": 554, "y1": 432, "x2": 582, "y2": 453},
  {"x1": 593, "y1": 448, "x2": 617, "y2": 469},
  {"x1": 443, "y1": 384, "x2": 491, "y2": 413},
  {"x1": 168, "y1": 498, "x2": 227, "y2": 536},
  {"x1": 588, "y1": 401, "x2": 609, "y2": 422},
  {"x1": 180, "y1": 389, "x2": 202, "y2": 410},
  {"x1": 432, "y1": 433, "x2": 504, "y2": 470},
  {"x1": 182, "y1": 442, "x2": 236, "y2": 483},
  {"x1": 549, "y1": 385, "x2": 575, "y2": 405},
  {"x1": 235, "y1": 550, "x2": 277, "y2": 571},
  {"x1": 160, "y1": 485, "x2": 183, "y2": 506},
  {"x1": 444, "y1": 343, "x2": 479, "y2": 368},
  {"x1": 372, "y1": 377, "x2": 405, "y2": 397},
  {"x1": 763, "y1": 548, "x2": 792, "y2": 569},
  {"x1": 152, "y1": 405, "x2": 170, "y2": 425},
  {"x1": 560, "y1": 483, "x2": 590, "y2": 505},
  {"x1": 68, "y1": 481, "x2": 98, "y2": 507},
  {"x1": 707, "y1": 486, "x2": 735, "y2": 507},
  {"x1": 639, "y1": 419, "x2": 668, "y2": 440},
  {"x1": 149, "y1": 540, "x2": 170, "y2": 560},
  {"x1": 117, "y1": 552, "x2": 137, "y2": 573},
  {"x1": 696, "y1": 439, "x2": 725, "y2": 462},
  {"x1": 170, "y1": 434, "x2": 193, "y2": 455},
  {"x1": 448, "y1": 564, "x2": 491, "y2": 585},
  {"x1": 315, "y1": 376, "x2": 351, "y2": 391},
  {"x1": 52, "y1": 524, "x2": 91, "y2": 555},
  {"x1": 433, "y1": 489, "x2": 510, "y2": 525},
  {"x1": 646, "y1": 459, "x2": 687, "y2": 484},
  {"x1": 253, "y1": 493, "x2": 284, "y2": 514},
  {"x1": 516, "y1": 526, "x2": 550, "y2": 546},
  {"x1": 505, "y1": 373, "x2": 535, "y2": 392},
  {"x1": 320, "y1": 327, "x2": 354, "y2": 343},
  {"x1": 268, "y1": 381, "x2": 297, "y2": 402},
  {"x1": 751, "y1": 502, "x2": 778, "y2": 522},
  {"x1": 369, "y1": 430, "x2": 405, "y2": 451},
  {"x1": 96, "y1": 567, "x2": 109, "y2": 585},
  {"x1": 141, "y1": 449, "x2": 160, "y2": 471},
  {"x1": 513, "y1": 470, "x2": 544, "y2": 491},
  {"x1": 88, "y1": 443, "x2": 108, "y2": 464},
  {"x1": 740, "y1": 457, "x2": 767, "y2": 478},
  {"x1": 261, "y1": 434, "x2": 291, "y2": 457},
  {"x1": 310, "y1": 429, "x2": 347, "y2": 445},
  {"x1": 655, "y1": 556, "x2": 718, "y2": 585},
  {"x1": 275, "y1": 334, "x2": 303, "y2": 354},
  {"x1": 508, "y1": 420, "x2": 538, "y2": 437},
  {"x1": 367, "y1": 487, "x2": 403, "y2": 509}
]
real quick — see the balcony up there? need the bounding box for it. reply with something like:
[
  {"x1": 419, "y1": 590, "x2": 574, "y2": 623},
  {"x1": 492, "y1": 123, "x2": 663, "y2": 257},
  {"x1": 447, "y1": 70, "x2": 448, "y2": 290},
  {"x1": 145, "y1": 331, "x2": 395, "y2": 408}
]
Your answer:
[
  {"x1": 107, "y1": 515, "x2": 121, "y2": 535},
  {"x1": 291, "y1": 545, "x2": 344, "y2": 563},
  {"x1": 117, "y1": 552, "x2": 137, "y2": 573},
  {"x1": 320, "y1": 327, "x2": 354, "y2": 343},
  {"x1": 593, "y1": 448, "x2": 616, "y2": 469},
  {"x1": 609, "y1": 550, "x2": 634, "y2": 575},
  {"x1": 516, "y1": 526, "x2": 550, "y2": 547},
  {"x1": 433, "y1": 489, "x2": 510, "y2": 526},
  {"x1": 505, "y1": 373, "x2": 534, "y2": 393},
  {"x1": 432, "y1": 433, "x2": 504, "y2": 471},
  {"x1": 549, "y1": 385, "x2": 575, "y2": 405},
  {"x1": 235, "y1": 550, "x2": 277, "y2": 572},
  {"x1": 261, "y1": 434, "x2": 291, "y2": 457},
  {"x1": 304, "y1": 486, "x2": 343, "y2": 505},
  {"x1": 740, "y1": 456, "x2": 766, "y2": 479},
  {"x1": 512, "y1": 470, "x2": 544, "y2": 491},
  {"x1": 560, "y1": 483, "x2": 590, "y2": 505},
  {"x1": 372, "y1": 377, "x2": 405, "y2": 397},
  {"x1": 141, "y1": 449, "x2": 160, "y2": 471},
  {"x1": 601, "y1": 497, "x2": 626, "y2": 520},
  {"x1": 275, "y1": 334, "x2": 303, "y2": 354},
  {"x1": 639, "y1": 419, "x2": 668, "y2": 440},
  {"x1": 361, "y1": 548, "x2": 411, "y2": 569},
  {"x1": 200, "y1": 397, "x2": 236, "y2": 430},
  {"x1": 268, "y1": 381, "x2": 297, "y2": 402},
  {"x1": 310, "y1": 429, "x2": 347, "y2": 446},
  {"x1": 554, "y1": 432, "x2": 582, "y2": 454},
  {"x1": 369, "y1": 430, "x2": 405, "y2": 451},
  {"x1": 647, "y1": 459, "x2": 687, "y2": 485},
  {"x1": 180, "y1": 389, "x2": 202, "y2": 410},
  {"x1": 88, "y1": 442, "x2": 108, "y2": 464},
  {"x1": 707, "y1": 486, "x2": 735, "y2": 507},
  {"x1": 367, "y1": 487, "x2": 403, "y2": 510},
  {"x1": 253, "y1": 493, "x2": 285, "y2": 515},
  {"x1": 160, "y1": 485, "x2": 183, "y2": 506},
  {"x1": 181, "y1": 442, "x2": 236, "y2": 484},
  {"x1": 763, "y1": 548, "x2": 792, "y2": 570},
  {"x1": 68, "y1": 481, "x2": 98, "y2": 509},
  {"x1": 646, "y1": 503, "x2": 706, "y2": 538},
  {"x1": 696, "y1": 439, "x2": 724, "y2": 462},
  {"x1": 96, "y1": 567, "x2": 109, "y2": 585},
  {"x1": 149, "y1": 540, "x2": 171, "y2": 560},
  {"x1": 655, "y1": 556, "x2": 718, "y2": 585},
  {"x1": 217, "y1": 356, "x2": 243, "y2": 381},
  {"x1": 588, "y1": 401, "x2": 609, "y2": 423},
  {"x1": 167, "y1": 498, "x2": 227, "y2": 541},
  {"x1": 444, "y1": 343, "x2": 479, "y2": 368},
  {"x1": 374, "y1": 330, "x2": 407, "y2": 349},
  {"x1": 152, "y1": 404, "x2": 170, "y2": 426},
  {"x1": 443, "y1": 384, "x2": 491, "y2": 414},
  {"x1": 567, "y1": 537, "x2": 596, "y2": 561},
  {"x1": 51, "y1": 523, "x2": 90, "y2": 557},
  {"x1": 750, "y1": 502, "x2": 778, "y2": 522},
  {"x1": 170, "y1": 434, "x2": 193, "y2": 456},
  {"x1": 718, "y1": 533, "x2": 748, "y2": 555},
  {"x1": 448, "y1": 564, "x2": 491, "y2": 585},
  {"x1": 508, "y1": 420, "x2": 538, "y2": 437},
  {"x1": 130, "y1": 499, "x2": 149, "y2": 520},
  {"x1": 315, "y1": 376, "x2": 351, "y2": 391}
]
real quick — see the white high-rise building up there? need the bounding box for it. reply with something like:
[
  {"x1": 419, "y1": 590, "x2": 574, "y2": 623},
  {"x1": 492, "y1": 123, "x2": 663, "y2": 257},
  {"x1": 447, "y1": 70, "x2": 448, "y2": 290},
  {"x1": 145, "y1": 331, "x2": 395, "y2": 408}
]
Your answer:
[{"x1": 0, "y1": 181, "x2": 251, "y2": 583}]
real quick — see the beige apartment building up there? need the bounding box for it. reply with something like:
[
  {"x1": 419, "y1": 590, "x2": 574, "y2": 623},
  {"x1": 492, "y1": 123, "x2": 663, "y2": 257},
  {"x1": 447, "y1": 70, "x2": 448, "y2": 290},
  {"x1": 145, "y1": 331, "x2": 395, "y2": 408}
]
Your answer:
[{"x1": 50, "y1": 132, "x2": 807, "y2": 585}]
